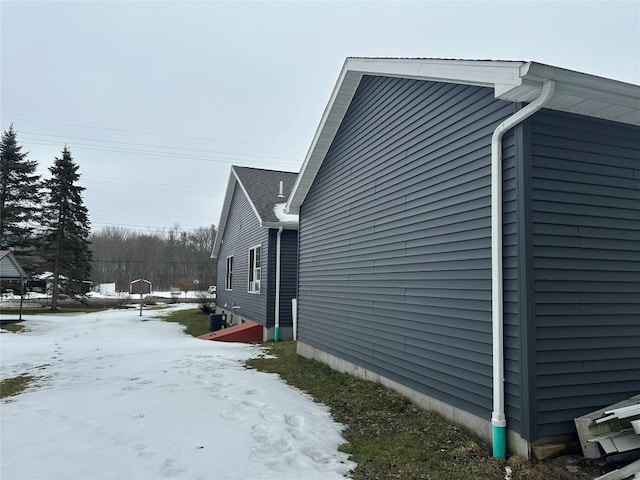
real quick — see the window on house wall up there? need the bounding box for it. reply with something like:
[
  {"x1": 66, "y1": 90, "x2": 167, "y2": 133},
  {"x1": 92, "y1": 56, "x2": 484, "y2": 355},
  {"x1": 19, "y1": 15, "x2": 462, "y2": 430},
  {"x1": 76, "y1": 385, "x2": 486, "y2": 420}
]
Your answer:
[
  {"x1": 248, "y1": 245, "x2": 261, "y2": 293},
  {"x1": 225, "y1": 256, "x2": 233, "y2": 290}
]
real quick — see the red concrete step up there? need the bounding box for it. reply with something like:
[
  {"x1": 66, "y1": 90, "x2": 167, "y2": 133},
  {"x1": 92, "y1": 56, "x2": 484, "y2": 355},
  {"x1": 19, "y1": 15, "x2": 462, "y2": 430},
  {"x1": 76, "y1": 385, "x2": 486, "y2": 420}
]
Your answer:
[{"x1": 198, "y1": 321, "x2": 263, "y2": 343}]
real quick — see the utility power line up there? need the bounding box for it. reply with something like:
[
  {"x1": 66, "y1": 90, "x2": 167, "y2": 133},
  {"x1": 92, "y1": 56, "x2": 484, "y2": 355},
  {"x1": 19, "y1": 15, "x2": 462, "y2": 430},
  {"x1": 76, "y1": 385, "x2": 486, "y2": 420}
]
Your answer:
[
  {"x1": 19, "y1": 137, "x2": 300, "y2": 170},
  {"x1": 1, "y1": 115, "x2": 305, "y2": 152},
  {"x1": 89, "y1": 222, "x2": 216, "y2": 234},
  {"x1": 19, "y1": 131, "x2": 300, "y2": 161}
]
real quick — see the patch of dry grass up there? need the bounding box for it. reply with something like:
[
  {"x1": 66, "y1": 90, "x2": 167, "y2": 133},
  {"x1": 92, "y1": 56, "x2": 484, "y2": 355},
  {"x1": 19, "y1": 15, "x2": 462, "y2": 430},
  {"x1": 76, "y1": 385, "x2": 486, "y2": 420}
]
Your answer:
[
  {"x1": 1, "y1": 321, "x2": 27, "y2": 333},
  {"x1": 247, "y1": 341, "x2": 604, "y2": 480},
  {"x1": 0, "y1": 374, "x2": 36, "y2": 399}
]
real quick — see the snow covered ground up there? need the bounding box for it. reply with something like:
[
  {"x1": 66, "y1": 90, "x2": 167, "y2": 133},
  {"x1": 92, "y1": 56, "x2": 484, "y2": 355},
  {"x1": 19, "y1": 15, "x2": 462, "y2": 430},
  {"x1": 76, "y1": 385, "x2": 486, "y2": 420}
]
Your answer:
[
  {"x1": 0, "y1": 306, "x2": 355, "y2": 479},
  {"x1": 0, "y1": 290, "x2": 209, "y2": 302}
]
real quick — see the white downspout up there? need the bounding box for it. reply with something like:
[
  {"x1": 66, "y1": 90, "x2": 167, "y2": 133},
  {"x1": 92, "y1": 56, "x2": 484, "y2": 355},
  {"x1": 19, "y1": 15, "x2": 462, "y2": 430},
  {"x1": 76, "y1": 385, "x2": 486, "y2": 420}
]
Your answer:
[
  {"x1": 491, "y1": 80, "x2": 555, "y2": 458},
  {"x1": 274, "y1": 226, "x2": 284, "y2": 341}
]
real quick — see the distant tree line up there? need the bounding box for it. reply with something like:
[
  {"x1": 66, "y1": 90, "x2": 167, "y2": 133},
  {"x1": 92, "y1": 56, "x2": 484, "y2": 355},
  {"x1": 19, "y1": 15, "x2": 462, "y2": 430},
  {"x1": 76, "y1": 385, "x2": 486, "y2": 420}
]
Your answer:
[
  {"x1": 89, "y1": 225, "x2": 217, "y2": 292},
  {"x1": 2, "y1": 125, "x2": 219, "y2": 302},
  {"x1": 1, "y1": 124, "x2": 92, "y2": 309}
]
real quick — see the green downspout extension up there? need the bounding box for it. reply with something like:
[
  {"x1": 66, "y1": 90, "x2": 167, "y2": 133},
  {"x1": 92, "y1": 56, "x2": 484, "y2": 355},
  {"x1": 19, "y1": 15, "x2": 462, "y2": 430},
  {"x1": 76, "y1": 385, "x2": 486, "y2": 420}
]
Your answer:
[{"x1": 492, "y1": 425, "x2": 507, "y2": 458}]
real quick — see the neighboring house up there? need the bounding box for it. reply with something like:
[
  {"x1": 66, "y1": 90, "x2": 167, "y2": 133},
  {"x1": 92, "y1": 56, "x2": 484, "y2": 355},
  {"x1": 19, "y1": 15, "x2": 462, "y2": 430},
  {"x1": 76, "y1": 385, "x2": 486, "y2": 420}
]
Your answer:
[
  {"x1": 0, "y1": 249, "x2": 28, "y2": 319},
  {"x1": 0, "y1": 250, "x2": 27, "y2": 289},
  {"x1": 285, "y1": 58, "x2": 640, "y2": 458},
  {"x1": 212, "y1": 166, "x2": 299, "y2": 340}
]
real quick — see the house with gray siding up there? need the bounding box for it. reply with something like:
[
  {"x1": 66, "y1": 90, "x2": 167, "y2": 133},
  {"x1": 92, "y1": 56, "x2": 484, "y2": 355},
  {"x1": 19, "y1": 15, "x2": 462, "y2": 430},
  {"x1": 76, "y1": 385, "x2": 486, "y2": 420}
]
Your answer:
[
  {"x1": 285, "y1": 58, "x2": 640, "y2": 458},
  {"x1": 212, "y1": 166, "x2": 298, "y2": 341}
]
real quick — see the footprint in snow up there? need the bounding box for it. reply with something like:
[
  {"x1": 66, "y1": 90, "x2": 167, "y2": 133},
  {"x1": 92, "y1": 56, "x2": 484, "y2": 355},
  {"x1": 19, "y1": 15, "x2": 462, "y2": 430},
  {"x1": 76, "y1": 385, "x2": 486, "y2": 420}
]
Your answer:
[
  {"x1": 211, "y1": 381, "x2": 232, "y2": 389},
  {"x1": 302, "y1": 446, "x2": 333, "y2": 464},
  {"x1": 160, "y1": 458, "x2": 186, "y2": 477},
  {"x1": 209, "y1": 392, "x2": 229, "y2": 400},
  {"x1": 285, "y1": 414, "x2": 304, "y2": 428},
  {"x1": 250, "y1": 438, "x2": 293, "y2": 461},
  {"x1": 134, "y1": 443, "x2": 156, "y2": 459},
  {"x1": 220, "y1": 408, "x2": 245, "y2": 421},
  {"x1": 259, "y1": 409, "x2": 280, "y2": 422},
  {"x1": 251, "y1": 423, "x2": 275, "y2": 444}
]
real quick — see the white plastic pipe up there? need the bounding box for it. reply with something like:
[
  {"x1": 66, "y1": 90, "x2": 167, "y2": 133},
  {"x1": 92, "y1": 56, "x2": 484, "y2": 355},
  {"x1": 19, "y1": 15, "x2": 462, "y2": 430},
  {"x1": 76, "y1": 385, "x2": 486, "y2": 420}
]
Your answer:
[
  {"x1": 491, "y1": 80, "x2": 555, "y2": 458},
  {"x1": 291, "y1": 298, "x2": 298, "y2": 341},
  {"x1": 274, "y1": 226, "x2": 284, "y2": 341}
]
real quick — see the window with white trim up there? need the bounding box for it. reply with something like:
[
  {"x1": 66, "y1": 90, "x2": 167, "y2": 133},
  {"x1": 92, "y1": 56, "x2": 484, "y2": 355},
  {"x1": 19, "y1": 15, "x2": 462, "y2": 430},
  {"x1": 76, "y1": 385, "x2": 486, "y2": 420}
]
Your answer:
[
  {"x1": 248, "y1": 245, "x2": 261, "y2": 293},
  {"x1": 225, "y1": 256, "x2": 233, "y2": 290}
]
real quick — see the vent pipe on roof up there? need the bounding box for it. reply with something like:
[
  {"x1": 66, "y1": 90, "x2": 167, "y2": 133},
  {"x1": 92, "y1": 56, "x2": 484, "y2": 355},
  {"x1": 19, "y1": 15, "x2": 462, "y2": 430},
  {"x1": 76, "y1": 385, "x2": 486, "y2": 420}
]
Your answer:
[
  {"x1": 278, "y1": 181, "x2": 285, "y2": 198},
  {"x1": 491, "y1": 80, "x2": 555, "y2": 459}
]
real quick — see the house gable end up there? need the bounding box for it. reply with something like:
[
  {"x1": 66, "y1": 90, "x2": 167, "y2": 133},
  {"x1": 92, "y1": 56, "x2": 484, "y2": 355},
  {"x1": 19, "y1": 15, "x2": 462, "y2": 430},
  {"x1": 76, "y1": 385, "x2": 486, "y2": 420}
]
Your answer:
[
  {"x1": 297, "y1": 74, "x2": 521, "y2": 429},
  {"x1": 287, "y1": 58, "x2": 640, "y2": 215},
  {"x1": 215, "y1": 183, "x2": 269, "y2": 325}
]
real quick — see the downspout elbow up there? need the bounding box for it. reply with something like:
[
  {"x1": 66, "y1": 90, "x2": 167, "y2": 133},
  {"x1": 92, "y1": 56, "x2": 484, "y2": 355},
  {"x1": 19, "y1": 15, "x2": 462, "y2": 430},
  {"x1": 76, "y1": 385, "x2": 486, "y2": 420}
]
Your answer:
[{"x1": 491, "y1": 80, "x2": 555, "y2": 458}]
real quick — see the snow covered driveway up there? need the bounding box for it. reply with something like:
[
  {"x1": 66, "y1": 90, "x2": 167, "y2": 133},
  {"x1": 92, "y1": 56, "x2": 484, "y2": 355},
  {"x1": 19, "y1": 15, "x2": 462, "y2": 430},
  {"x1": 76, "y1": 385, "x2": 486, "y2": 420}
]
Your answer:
[{"x1": 0, "y1": 306, "x2": 354, "y2": 479}]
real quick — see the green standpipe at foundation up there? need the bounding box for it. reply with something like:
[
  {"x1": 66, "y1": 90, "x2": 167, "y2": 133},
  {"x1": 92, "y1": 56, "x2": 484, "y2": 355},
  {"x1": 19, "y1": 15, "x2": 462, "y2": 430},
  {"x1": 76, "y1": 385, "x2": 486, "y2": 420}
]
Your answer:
[{"x1": 492, "y1": 425, "x2": 506, "y2": 459}]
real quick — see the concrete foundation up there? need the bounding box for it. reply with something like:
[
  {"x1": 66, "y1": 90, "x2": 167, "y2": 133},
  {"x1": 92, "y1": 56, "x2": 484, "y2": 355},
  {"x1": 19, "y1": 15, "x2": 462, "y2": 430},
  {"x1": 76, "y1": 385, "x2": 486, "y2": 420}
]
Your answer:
[
  {"x1": 297, "y1": 340, "x2": 532, "y2": 459},
  {"x1": 263, "y1": 326, "x2": 294, "y2": 342}
]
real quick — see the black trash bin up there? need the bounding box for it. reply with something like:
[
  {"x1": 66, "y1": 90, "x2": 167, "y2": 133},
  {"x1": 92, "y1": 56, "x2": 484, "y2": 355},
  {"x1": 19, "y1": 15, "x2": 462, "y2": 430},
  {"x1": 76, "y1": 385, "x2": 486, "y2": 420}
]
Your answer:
[{"x1": 209, "y1": 314, "x2": 225, "y2": 332}]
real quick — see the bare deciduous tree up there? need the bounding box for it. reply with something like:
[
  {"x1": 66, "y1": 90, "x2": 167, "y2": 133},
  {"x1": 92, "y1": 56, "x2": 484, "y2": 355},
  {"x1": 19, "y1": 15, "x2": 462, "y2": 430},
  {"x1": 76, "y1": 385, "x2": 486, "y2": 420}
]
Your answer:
[{"x1": 89, "y1": 224, "x2": 217, "y2": 292}]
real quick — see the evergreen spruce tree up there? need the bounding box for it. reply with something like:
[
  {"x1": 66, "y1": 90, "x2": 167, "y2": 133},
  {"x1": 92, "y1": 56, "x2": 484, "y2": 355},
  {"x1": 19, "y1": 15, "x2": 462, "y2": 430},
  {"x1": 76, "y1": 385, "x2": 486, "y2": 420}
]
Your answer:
[
  {"x1": 0, "y1": 124, "x2": 42, "y2": 273},
  {"x1": 42, "y1": 146, "x2": 92, "y2": 309}
]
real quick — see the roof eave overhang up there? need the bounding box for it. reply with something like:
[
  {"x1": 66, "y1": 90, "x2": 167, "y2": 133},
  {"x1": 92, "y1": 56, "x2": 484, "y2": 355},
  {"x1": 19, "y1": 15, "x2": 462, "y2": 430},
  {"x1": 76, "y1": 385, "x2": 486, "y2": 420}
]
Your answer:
[
  {"x1": 261, "y1": 221, "x2": 299, "y2": 230},
  {"x1": 286, "y1": 58, "x2": 640, "y2": 214},
  {"x1": 213, "y1": 167, "x2": 299, "y2": 258},
  {"x1": 211, "y1": 171, "x2": 237, "y2": 259}
]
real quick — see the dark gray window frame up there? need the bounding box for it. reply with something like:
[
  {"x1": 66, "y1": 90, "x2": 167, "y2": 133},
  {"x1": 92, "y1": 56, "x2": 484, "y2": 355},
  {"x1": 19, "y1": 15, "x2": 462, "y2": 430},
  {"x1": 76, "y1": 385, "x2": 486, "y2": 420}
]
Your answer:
[{"x1": 225, "y1": 255, "x2": 233, "y2": 290}]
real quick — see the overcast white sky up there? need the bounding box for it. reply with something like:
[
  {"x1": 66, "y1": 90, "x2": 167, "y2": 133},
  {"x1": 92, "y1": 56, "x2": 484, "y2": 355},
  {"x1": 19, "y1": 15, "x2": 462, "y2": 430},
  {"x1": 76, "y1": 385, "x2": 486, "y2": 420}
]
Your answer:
[{"x1": 2, "y1": 0, "x2": 639, "y2": 235}]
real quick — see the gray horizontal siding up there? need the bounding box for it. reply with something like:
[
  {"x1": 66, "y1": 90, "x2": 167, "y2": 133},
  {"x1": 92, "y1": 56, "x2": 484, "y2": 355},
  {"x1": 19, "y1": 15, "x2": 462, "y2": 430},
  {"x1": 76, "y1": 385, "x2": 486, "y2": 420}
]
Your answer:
[
  {"x1": 298, "y1": 75, "x2": 518, "y2": 424},
  {"x1": 529, "y1": 110, "x2": 640, "y2": 438},
  {"x1": 216, "y1": 184, "x2": 268, "y2": 325},
  {"x1": 503, "y1": 124, "x2": 525, "y2": 436},
  {"x1": 267, "y1": 228, "x2": 298, "y2": 328}
]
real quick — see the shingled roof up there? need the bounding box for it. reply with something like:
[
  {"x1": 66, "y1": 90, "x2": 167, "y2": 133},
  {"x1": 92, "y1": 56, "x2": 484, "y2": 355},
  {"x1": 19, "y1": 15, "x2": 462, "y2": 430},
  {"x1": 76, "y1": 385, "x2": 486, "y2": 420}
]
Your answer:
[
  {"x1": 211, "y1": 166, "x2": 298, "y2": 259},
  {"x1": 232, "y1": 166, "x2": 298, "y2": 224}
]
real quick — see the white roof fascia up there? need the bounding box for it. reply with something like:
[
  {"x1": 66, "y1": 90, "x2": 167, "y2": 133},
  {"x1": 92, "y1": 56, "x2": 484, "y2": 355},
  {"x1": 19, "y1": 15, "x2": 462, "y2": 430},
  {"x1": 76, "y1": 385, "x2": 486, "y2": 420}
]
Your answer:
[
  {"x1": 211, "y1": 167, "x2": 263, "y2": 259},
  {"x1": 346, "y1": 57, "x2": 525, "y2": 89},
  {"x1": 211, "y1": 171, "x2": 237, "y2": 259},
  {"x1": 286, "y1": 61, "x2": 364, "y2": 215},
  {"x1": 286, "y1": 57, "x2": 640, "y2": 214},
  {"x1": 261, "y1": 222, "x2": 299, "y2": 230}
]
